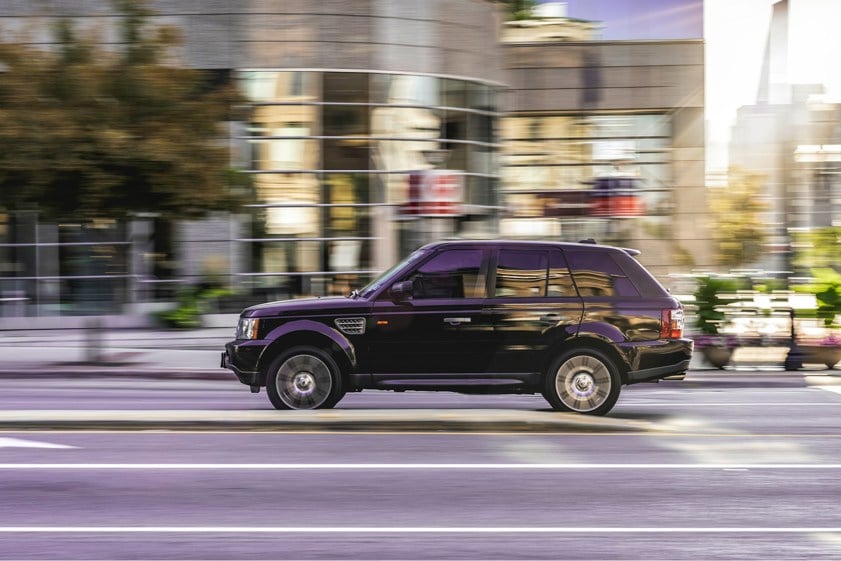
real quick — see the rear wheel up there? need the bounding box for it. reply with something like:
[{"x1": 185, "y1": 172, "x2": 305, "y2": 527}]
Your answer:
[
  {"x1": 266, "y1": 346, "x2": 345, "y2": 410},
  {"x1": 543, "y1": 349, "x2": 621, "y2": 415}
]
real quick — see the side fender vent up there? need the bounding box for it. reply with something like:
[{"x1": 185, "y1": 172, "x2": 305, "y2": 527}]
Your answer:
[{"x1": 335, "y1": 317, "x2": 366, "y2": 335}]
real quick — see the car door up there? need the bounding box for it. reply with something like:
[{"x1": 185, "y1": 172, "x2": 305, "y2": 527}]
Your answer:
[
  {"x1": 365, "y1": 247, "x2": 496, "y2": 376},
  {"x1": 483, "y1": 247, "x2": 582, "y2": 373}
]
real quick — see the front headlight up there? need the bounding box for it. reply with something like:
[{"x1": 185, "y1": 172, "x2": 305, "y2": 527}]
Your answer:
[{"x1": 236, "y1": 317, "x2": 260, "y2": 340}]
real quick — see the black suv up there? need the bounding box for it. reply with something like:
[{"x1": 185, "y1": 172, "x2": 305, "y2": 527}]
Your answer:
[{"x1": 222, "y1": 240, "x2": 692, "y2": 415}]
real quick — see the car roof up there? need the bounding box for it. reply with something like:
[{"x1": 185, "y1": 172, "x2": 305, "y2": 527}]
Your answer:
[{"x1": 419, "y1": 239, "x2": 641, "y2": 256}]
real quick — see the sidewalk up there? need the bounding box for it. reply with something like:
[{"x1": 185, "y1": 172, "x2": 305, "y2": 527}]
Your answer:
[{"x1": 0, "y1": 326, "x2": 234, "y2": 380}]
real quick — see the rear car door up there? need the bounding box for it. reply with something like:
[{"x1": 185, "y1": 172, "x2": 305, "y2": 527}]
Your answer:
[{"x1": 483, "y1": 247, "x2": 582, "y2": 373}]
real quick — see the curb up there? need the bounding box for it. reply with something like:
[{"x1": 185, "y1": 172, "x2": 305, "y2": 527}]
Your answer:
[
  {"x1": 0, "y1": 409, "x2": 660, "y2": 433},
  {"x1": 0, "y1": 366, "x2": 233, "y2": 381}
]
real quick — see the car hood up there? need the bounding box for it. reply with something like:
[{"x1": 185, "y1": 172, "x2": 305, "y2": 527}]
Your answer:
[{"x1": 242, "y1": 296, "x2": 369, "y2": 318}]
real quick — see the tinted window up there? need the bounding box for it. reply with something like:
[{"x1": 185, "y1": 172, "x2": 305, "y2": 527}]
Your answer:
[
  {"x1": 548, "y1": 250, "x2": 576, "y2": 297},
  {"x1": 611, "y1": 252, "x2": 667, "y2": 297},
  {"x1": 565, "y1": 250, "x2": 640, "y2": 297},
  {"x1": 409, "y1": 249, "x2": 485, "y2": 299},
  {"x1": 494, "y1": 250, "x2": 547, "y2": 297}
]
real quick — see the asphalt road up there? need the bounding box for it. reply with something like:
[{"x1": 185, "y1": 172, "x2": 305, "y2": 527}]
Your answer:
[{"x1": 1, "y1": 371, "x2": 840, "y2": 560}]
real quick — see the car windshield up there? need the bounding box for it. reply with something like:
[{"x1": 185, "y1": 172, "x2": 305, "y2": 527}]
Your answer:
[{"x1": 356, "y1": 248, "x2": 429, "y2": 298}]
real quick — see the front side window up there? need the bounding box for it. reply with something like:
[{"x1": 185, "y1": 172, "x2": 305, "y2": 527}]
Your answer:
[
  {"x1": 408, "y1": 249, "x2": 485, "y2": 299},
  {"x1": 565, "y1": 250, "x2": 640, "y2": 297},
  {"x1": 494, "y1": 250, "x2": 547, "y2": 298}
]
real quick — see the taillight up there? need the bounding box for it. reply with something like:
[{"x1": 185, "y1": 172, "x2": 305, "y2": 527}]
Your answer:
[{"x1": 660, "y1": 308, "x2": 684, "y2": 339}]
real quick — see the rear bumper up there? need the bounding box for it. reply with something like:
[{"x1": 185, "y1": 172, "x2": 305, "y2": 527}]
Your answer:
[
  {"x1": 624, "y1": 338, "x2": 694, "y2": 384},
  {"x1": 627, "y1": 359, "x2": 691, "y2": 384}
]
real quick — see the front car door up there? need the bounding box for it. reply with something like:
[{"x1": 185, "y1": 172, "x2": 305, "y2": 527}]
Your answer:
[{"x1": 365, "y1": 246, "x2": 496, "y2": 377}]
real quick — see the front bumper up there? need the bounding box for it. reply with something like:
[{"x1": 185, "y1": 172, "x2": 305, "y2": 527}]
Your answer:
[{"x1": 221, "y1": 340, "x2": 266, "y2": 386}]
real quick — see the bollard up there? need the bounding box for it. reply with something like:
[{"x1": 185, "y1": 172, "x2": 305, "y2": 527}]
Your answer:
[{"x1": 85, "y1": 319, "x2": 104, "y2": 364}]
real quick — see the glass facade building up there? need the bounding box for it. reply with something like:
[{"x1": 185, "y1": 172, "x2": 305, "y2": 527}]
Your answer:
[{"x1": 238, "y1": 70, "x2": 502, "y2": 297}]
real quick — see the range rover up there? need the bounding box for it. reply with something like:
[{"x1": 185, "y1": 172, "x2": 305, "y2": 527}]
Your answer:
[{"x1": 221, "y1": 239, "x2": 692, "y2": 415}]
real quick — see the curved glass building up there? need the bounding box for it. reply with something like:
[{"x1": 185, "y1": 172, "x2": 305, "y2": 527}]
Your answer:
[{"x1": 238, "y1": 69, "x2": 502, "y2": 296}]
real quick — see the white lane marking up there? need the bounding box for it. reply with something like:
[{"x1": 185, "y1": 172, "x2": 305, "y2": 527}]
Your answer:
[
  {"x1": 0, "y1": 463, "x2": 840, "y2": 470},
  {"x1": 0, "y1": 526, "x2": 839, "y2": 534},
  {"x1": 619, "y1": 402, "x2": 841, "y2": 406},
  {"x1": 0, "y1": 438, "x2": 76, "y2": 449},
  {"x1": 820, "y1": 387, "x2": 841, "y2": 396}
]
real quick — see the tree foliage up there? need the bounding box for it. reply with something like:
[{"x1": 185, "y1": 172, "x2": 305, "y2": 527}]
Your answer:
[
  {"x1": 709, "y1": 168, "x2": 769, "y2": 269},
  {"x1": 492, "y1": 0, "x2": 538, "y2": 20},
  {"x1": 792, "y1": 226, "x2": 841, "y2": 274},
  {"x1": 0, "y1": 1, "x2": 244, "y2": 222}
]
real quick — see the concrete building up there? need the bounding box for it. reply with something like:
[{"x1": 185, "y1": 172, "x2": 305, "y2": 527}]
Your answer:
[{"x1": 500, "y1": 32, "x2": 707, "y2": 277}]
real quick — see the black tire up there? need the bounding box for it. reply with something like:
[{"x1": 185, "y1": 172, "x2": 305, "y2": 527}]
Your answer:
[
  {"x1": 265, "y1": 346, "x2": 345, "y2": 410},
  {"x1": 542, "y1": 348, "x2": 621, "y2": 415}
]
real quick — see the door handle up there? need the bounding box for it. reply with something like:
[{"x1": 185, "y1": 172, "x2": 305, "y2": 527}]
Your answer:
[
  {"x1": 540, "y1": 313, "x2": 562, "y2": 322},
  {"x1": 444, "y1": 317, "x2": 472, "y2": 326}
]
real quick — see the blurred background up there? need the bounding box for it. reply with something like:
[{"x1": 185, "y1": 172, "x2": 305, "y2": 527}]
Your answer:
[{"x1": 0, "y1": 0, "x2": 838, "y2": 335}]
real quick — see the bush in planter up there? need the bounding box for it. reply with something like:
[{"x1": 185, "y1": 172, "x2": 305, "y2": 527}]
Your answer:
[
  {"x1": 691, "y1": 276, "x2": 745, "y2": 369},
  {"x1": 693, "y1": 276, "x2": 743, "y2": 334},
  {"x1": 154, "y1": 286, "x2": 204, "y2": 329},
  {"x1": 812, "y1": 268, "x2": 841, "y2": 328},
  {"x1": 797, "y1": 332, "x2": 841, "y2": 369},
  {"x1": 154, "y1": 285, "x2": 238, "y2": 329}
]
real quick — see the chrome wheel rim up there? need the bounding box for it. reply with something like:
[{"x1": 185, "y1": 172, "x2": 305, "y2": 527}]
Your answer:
[
  {"x1": 554, "y1": 355, "x2": 612, "y2": 413},
  {"x1": 276, "y1": 354, "x2": 332, "y2": 409}
]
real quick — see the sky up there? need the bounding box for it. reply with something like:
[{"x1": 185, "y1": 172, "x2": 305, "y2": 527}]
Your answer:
[
  {"x1": 705, "y1": 0, "x2": 841, "y2": 170},
  {"x1": 540, "y1": 0, "x2": 841, "y2": 172}
]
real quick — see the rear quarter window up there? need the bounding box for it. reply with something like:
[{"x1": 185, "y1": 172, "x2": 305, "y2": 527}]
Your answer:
[
  {"x1": 564, "y1": 250, "x2": 639, "y2": 297},
  {"x1": 610, "y1": 252, "x2": 669, "y2": 298}
]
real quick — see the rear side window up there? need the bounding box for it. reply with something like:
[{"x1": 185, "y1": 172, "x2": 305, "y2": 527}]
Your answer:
[
  {"x1": 408, "y1": 249, "x2": 485, "y2": 299},
  {"x1": 548, "y1": 250, "x2": 576, "y2": 297},
  {"x1": 494, "y1": 250, "x2": 548, "y2": 297},
  {"x1": 565, "y1": 250, "x2": 639, "y2": 297}
]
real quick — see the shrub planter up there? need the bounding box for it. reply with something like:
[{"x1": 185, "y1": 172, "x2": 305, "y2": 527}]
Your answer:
[
  {"x1": 700, "y1": 346, "x2": 734, "y2": 369},
  {"x1": 800, "y1": 346, "x2": 841, "y2": 369}
]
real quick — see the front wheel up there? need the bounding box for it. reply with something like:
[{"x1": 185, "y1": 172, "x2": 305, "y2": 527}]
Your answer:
[
  {"x1": 266, "y1": 347, "x2": 345, "y2": 410},
  {"x1": 543, "y1": 349, "x2": 621, "y2": 415}
]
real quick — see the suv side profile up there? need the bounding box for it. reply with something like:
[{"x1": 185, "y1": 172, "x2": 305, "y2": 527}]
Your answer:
[{"x1": 222, "y1": 240, "x2": 692, "y2": 415}]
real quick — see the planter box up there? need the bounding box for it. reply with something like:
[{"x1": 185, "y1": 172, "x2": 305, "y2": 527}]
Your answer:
[
  {"x1": 700, "y1": 346, "x2": 733, "y2": 369},
  {"x1": 800, "y1": 346, "x2": 841, "y2": 369}
]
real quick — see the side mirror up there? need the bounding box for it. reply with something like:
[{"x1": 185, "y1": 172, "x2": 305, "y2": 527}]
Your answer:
[{"x1": 388, "y1": 280, "x2": 413, "y2": 302}]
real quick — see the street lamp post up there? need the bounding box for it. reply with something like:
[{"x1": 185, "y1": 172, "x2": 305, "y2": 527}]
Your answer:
[{"x1": 784, "y1": 307, "x2": 803, "y2": 371}]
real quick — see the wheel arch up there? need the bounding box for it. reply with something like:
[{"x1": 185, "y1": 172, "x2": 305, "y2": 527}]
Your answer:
[
  {"x1": 543, "y1": 335, "x2": 631, "y2": 385},
  {"x1": 256, "y1": 324, "x2": 356, "y2": 387}
]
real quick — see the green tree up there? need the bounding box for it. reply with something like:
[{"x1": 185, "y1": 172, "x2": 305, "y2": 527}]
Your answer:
[
  {"x1": 709, "y1": 168, "x2": 769, "y2": 269},
  {"x1": 0, "y1": 0, "x2": 243, "y2": 222}
]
